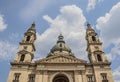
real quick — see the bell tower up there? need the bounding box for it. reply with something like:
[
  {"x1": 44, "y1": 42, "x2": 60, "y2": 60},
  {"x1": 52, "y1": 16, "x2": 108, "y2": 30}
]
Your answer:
[
  {"x1": 14, "y1": 23, "x2": 36, "y2": 63},
  {"x1": 86, "y1": 23, "x2": 108, "y2": 63}
]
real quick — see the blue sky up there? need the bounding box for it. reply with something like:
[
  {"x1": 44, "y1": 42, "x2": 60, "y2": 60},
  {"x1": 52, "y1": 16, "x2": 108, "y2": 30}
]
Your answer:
[{"x1": 0, "y1": 0, "x2": 120, "y2": 82}]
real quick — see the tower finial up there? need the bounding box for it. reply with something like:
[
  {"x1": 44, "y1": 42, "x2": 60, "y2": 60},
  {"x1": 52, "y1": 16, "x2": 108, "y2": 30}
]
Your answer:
[
  {"x1": 32, "y1": 22, "x2": 35, "y2": 27},
  {"x1": 31, "y1": 22, "x2": 35, "y2": 28},
  {"x1": 86, "y1": 21, "x2": 92, "y2": 29},
  {"x1": 57, "y1": 33, "x2": 65, "y2": 43},
  {"x1": 86, "y1": 21, "x2": 91, "y2": 27},
  {"x1": 27, "y1": 22, "x2": 36, "y2": 33}
]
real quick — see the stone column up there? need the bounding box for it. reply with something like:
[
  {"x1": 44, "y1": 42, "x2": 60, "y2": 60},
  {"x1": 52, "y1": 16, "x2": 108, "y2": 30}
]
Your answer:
[
  {"x1": 35, "y1": 71, "x2": 43, "y2": 82},
  {"x1": 74, "y1": 70, "x2": 84, "y2": 82},
  {"x1": 81, "y1": 71, "x2": 87, "y2": 82},
  {"x1": 43, "y1": 71, "x2": 48, "y2": 82}
]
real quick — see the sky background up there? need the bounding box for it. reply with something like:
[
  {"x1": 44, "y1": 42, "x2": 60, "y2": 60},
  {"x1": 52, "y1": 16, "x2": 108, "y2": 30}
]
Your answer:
[{"x1": 0, "y1": 0, "x2": 120, "y2": 82}]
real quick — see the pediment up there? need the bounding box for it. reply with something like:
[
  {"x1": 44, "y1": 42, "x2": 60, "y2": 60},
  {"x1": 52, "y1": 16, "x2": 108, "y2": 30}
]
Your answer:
[{"x1": 35, "y1": 55, "x2": 86, "y2": 64}]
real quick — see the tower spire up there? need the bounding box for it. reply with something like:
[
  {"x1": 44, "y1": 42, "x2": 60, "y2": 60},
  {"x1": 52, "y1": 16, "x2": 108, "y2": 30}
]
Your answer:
[
  {"x1": 86, "y1": 22, "x2": 95, "y2": 32},
  {"x1": 13, "y1": 23, "x2": 36, "y2": 63},
  {"x1": 87, "y1": 22, "x2": 91, "y2": 28},
  {"x1": 86, "y1": 23, "x2": 108, "y2": 63},
  {"x1": 27, "y1": 22, "x2": 36, "y2": 33}
]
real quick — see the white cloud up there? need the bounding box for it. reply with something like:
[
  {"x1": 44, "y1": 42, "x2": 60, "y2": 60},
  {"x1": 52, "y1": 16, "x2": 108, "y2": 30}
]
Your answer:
[
  {"x1": 113, "y1": 66, "x2": 120, "y2": 82},
  {"x1": 43, "y1": 15, "x2": 53, "y2": 23},
  {"x1": 87, "y1": 0, "x2": 103, "y2": 12},
  {"x1": 35, "y1": 5, "x2": 88, "y2": 60},
  {"x1": 0, "y1": 41, "x2": 17, "y2": 61},
  {"x1": 87, "y1": 0, "x2": 96, "y2": 12},
  {"x1": 96, "y1": 2, "x2": 120, "y2": 48},
  {"x1": 20, "y1": 0, "x2": 56, "y2": 21},
  {"x1": 0, "y1": 15, "x2": 7, "y2": 32},
  {"x1": 106, "y1": 40, "x2": 120, "y2": 61}
]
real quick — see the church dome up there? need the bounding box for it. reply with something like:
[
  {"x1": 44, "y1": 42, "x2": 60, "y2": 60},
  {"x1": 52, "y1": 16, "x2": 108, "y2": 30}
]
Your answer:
[
  {"x1": 47, "y1": 34, "x2": 75, "y2": 58},
  {"x1": 51, "y1": 42, "x2": 71, "y2": 53},
  {"x1": 51, "y1": 34, "x2": 71, "y2": 53}
]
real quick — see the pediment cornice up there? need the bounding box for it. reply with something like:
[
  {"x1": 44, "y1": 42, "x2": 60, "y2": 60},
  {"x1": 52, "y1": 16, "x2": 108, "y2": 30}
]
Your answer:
[{"x1": 35, "y1": 55, "x2": 86, "y2": 64}]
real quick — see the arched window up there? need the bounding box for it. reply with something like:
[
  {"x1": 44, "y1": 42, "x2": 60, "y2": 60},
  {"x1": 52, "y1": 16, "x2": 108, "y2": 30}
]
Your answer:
[
  {"x1": 20, "y1": 54, "x2": 25, "y2": 62},
  {"x1": 92, "y1": 36, "x2": 96, "y2": 41},
  {"x1": 26, "y1": 36, "x2": 30, "y2": 41},
  {"x1": 97, "y1": 54, "x2": 102, "y2": 61}
]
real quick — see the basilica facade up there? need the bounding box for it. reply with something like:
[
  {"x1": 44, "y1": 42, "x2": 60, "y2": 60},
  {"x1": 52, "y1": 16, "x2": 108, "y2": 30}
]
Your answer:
[{"x1": 7, "y1": 23, "x2": 114, "y2": 82}]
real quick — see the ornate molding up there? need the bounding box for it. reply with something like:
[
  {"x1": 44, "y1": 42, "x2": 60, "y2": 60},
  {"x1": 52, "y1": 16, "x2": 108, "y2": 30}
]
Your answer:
[{"x1": 36, "y1": 55, "x2": 86, "y2": 64}]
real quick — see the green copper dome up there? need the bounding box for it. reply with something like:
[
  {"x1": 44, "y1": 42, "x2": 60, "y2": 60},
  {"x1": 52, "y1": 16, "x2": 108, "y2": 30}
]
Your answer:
[
  {"x1": 51, "y1": 34, "x2": 71, "y2": 53},
  {"x1": 47, "y1": 34, "x2": 75, "y2": 58}
]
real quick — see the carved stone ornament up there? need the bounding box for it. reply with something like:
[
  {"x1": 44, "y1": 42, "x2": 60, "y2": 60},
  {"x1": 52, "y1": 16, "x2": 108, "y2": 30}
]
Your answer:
[{"x1": 36, "y1": 55, "x2": 86, "y2": 64}]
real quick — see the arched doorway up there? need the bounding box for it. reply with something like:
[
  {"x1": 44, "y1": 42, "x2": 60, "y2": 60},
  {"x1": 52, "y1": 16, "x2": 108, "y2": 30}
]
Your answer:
[{"x1": 53, "y1": 74, "x2": 69, "y2": 82}]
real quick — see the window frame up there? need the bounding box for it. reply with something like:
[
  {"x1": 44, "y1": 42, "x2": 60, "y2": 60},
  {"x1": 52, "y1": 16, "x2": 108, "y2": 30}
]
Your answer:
[
  {"x1": 14, "y1": 73, "x2": 21, "y2": 81},
  {"x1": 28, "y1": 74, "x2": 35, "y2": 82},
  {"x1": 20, "y1": 54, "x2": 25, "y2": 62}
]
